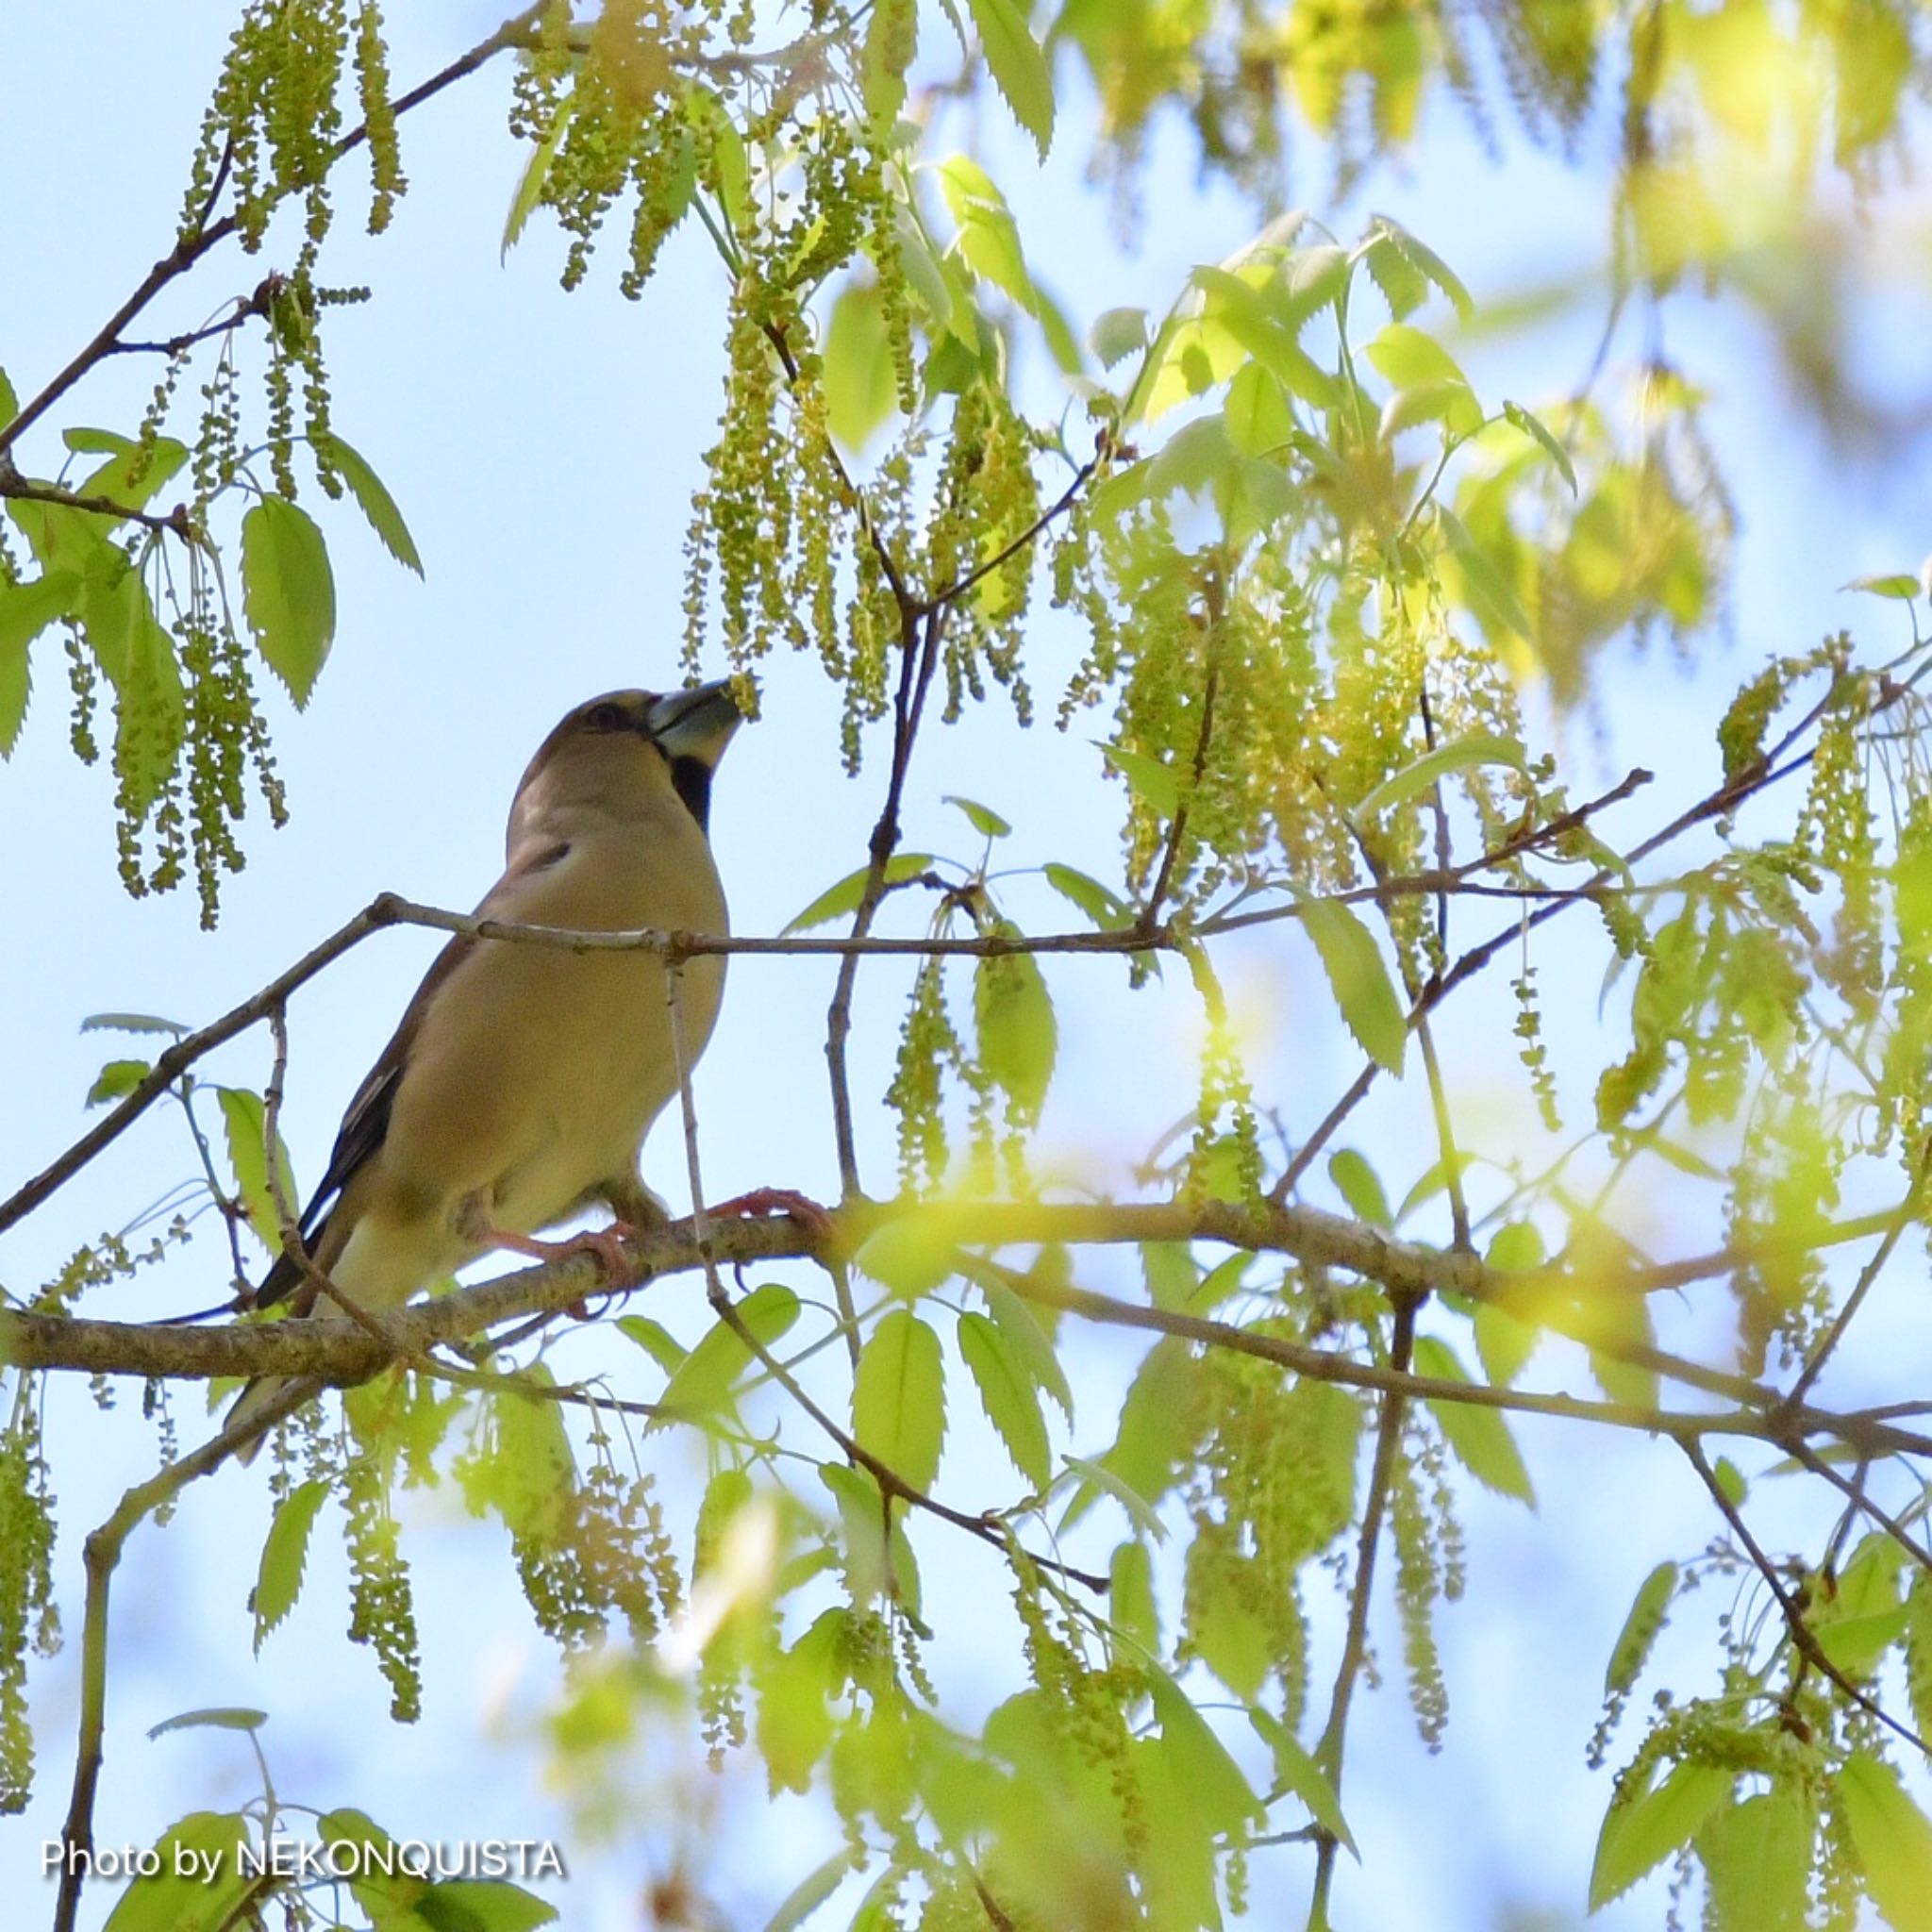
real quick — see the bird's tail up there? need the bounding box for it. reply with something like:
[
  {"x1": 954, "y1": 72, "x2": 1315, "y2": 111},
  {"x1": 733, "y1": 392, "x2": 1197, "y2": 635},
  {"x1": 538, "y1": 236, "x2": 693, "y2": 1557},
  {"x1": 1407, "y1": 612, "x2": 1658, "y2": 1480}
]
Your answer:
[{"x1": 225, "y1": 1375, "x2": 292, "y2": 1465}]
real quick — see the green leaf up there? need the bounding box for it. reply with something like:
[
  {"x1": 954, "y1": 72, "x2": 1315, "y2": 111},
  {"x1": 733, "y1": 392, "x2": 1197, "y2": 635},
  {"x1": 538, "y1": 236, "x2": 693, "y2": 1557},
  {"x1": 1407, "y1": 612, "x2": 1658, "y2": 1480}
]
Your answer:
[
  {"x1": 1091, "y1": 306, "x2": 1148, "y2": 368},
  {"x1": 416, "y1": 1879, "x2": 558, "y2": 1929},
  {"x1": 1146, "y1": 1664, "x2": 1262, "y2": 1833},
  {"x1": 1437, "y1": 502, "x2": 1532, "y2": 643},
  {"x1": 0, "y1": 567, "x2": 79, "y2": 756},
  {"x1": 145, "y1": 1707, "x2": 267, "y2": 1738},
  {"x1": 472, "y1": 1370, "x2": 576, "y2": 1542},
  {"x1": 80, "y1": 1010, "x2": 188, "y2": 1037},
  {"x1": 0, "y1": 366, "x2": 15, "y2": 422},
  {"x1": 1604, "y1": 1561, "x2": 1677, "y2": 1697},
  {"x1": 1299, "y1": 897, "x2": 1407, "y2": 1074},
  {"x1": 853, "y1": 1308, "x2": 946, "y2": 1492},
  {"x1": 656, "y1": 1283, "x2": 801, "y2": 1422},
  {"x1": 102, "y1": 1813, "x2": 254, "y2": 1932},
  {"x1": 321, "y1": 433, "x2": 424, "y2": 575},
  {"x1": 615, "y1": 1314, "x2": 686, "y2": 1374},
  {"x1": 1250, "y1": 1707, "x2": 1356, "y2": 1855},
  {"x1": 782, "y1": 853, "x2": 937, "y2": 934},
  {"x1": 1059, "y1": 1453, "x2": 1168, "y2": 1543},
  {"x1": 85, "y1": 1058, "x2": 149, "y2": 1107},
  {"x1": 1837, "y1": 1751, "x2": 1932, "y2": 1932},
  {"x1": 241, "y1": 496, "x2": 335, "y2": 708},
  {"x1": 1327, "y1": 1149, "x2": 1391, "y2": 1226},
  {"x1": 1365, "y1": 322, "x2": 1471, "y2": 393},
  {"x1": 1109, "y1": 1539, "x2": 1159, "y2": 1662},
  {"x1": 1699, "y1": 1788, "x2": 1812, "y2": 1932},
  {"x1": 1352, "y1": 733, "x2": 1527, "y2": 823},
  {"x1": 1503, "y1": 399, "x2": 1577, "y2": 492},
  {"x1": 966, "y1": 0, "x2": 1055, "y2": 157},
  {"x1": 960, "y1": 1262, "x2": 1074, "y2": 1420},
  {"x1": 502, "y1": 94, "x2": 575, "y2": 259},
  {"x1": 1472, "y1": 1300, "x2": 1538, "y2": 1387},
  {"x1": 1041, "y1": 861, "x2": 1127, "y2": 928},
  {"x1": 974, "y1": 939, "x2": 1058, "y2": 1123},
  {"x1": 1100, "y1": 741, "x2": 1181, "y2": 818},
  {"x1": 958, "y1": 1311, "x2": 1051, "y2": 1489},
  {"x1": 1590, "y1": 1761, "x2": 1730, "y2": 1910},
  {"x1": 823, "y1": 277, "x2": 900, "y2": 453},
  {"x1": 1365, "y1": 216, "x2": 1473, "y2": 320},
  {"x1": 1484, "y1": 1221, "x2": 1545, "y2": 1273},
  {"x1": 216, "y1": 1086, "x2": 299, "y2": 1254},
  {"x1": 936, "y1": 154, "x2": 1035, "y2": 310},
  {"x1": 764, "y1": 1847, "x2": 860, "y2": 1932},
  {"x1": 855, "y1": 1212, "x2": 963, "y2": 1298},
  {"x1": 821, "y1": 1462, "x2": 922, "y2": 1612},
  {"x1": 252, "y1": 1479, "x2": 329, "y2": 1652},
  {"x1": 945, "y1": 793, "x2": 1011, "y2": 838},
  {"x1": 1711, "y1": 1456, "x2": 1747, "y2": 1507},
  {"x1": 1841, "y1": 574, "x2": 1922, "y2": 601},
  {"x1": 1412, "y1": 1335, "x2": 1535, "y2": 1505}
]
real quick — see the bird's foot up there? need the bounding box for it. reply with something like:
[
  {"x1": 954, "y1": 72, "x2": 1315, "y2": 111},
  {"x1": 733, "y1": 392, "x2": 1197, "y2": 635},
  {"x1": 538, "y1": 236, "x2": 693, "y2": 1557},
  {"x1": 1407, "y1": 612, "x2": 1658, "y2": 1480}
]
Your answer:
[
  {"x1": 487, "y1": 1224, "x2": 645, "y2": 1318},
  {"x1": 706, "y1": 1188, "x2": 840, "y2": 1247}
]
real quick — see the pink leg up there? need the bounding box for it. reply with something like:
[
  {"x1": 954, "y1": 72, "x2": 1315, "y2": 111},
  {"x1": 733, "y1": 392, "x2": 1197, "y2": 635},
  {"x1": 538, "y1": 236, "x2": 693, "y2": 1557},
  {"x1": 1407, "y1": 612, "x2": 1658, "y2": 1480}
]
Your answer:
[
  {"x1": 705, "y1": 1188, "x2": 839, "y2": 1244},
  {"x1": 485, "y1": 1224, "x2": 644, "y2": 1317}
]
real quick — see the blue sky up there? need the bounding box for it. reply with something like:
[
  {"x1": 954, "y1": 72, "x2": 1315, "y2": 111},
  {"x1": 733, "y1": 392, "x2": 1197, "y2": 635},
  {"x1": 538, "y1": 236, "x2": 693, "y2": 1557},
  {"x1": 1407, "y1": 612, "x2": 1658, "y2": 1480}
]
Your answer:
[{"x1": 3, "y1": 5, "x2": 1928, "y2": 1928}]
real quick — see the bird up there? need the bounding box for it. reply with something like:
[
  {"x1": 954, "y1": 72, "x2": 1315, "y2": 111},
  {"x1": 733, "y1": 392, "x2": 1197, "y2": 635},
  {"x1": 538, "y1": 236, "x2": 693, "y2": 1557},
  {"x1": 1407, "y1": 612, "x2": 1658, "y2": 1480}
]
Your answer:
[{"x1": 225, "y1": 681, "x2": 743, "y2": 1458}]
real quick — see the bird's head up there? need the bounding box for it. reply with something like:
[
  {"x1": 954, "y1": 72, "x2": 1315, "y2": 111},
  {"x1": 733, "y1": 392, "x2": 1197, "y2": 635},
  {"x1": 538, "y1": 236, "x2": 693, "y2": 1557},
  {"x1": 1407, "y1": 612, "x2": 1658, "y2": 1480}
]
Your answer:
[{"x1": 508, "y1": 681, "x2": 744, "y2": 848}]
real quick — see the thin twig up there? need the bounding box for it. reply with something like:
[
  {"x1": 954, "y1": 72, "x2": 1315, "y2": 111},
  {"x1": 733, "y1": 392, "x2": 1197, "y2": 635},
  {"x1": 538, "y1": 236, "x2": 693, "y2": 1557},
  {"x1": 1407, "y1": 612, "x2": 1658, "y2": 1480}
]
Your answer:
[
  {"x1": 1307, "y1": 1295, "x2": 1417, "y2": 1929},
  {"x1": 1682, "y1": 1441, "x2": 1929, "y2": 1759}
]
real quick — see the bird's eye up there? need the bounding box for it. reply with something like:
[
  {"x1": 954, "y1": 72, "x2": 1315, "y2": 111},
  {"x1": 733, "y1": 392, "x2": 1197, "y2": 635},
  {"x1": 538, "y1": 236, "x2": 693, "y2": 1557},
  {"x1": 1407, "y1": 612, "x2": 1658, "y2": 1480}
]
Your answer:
[{"x1": 584, "y1": 701, "x2": 628, "y2": 732}]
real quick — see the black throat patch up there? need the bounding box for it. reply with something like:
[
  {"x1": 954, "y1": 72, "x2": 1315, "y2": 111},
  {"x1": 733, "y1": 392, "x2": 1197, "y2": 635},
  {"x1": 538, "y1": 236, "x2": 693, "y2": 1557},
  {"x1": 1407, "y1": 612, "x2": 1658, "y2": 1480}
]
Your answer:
[{"x1": 670, "y1": 755, "x2": 713, "y2": 831}]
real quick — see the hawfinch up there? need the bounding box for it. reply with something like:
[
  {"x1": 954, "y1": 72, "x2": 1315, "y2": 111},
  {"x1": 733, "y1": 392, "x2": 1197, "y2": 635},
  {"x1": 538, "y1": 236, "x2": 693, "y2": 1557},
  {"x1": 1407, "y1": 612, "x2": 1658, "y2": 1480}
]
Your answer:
[{"x1": 227, "y1": 682, "x2": 741, "y2": 1455}]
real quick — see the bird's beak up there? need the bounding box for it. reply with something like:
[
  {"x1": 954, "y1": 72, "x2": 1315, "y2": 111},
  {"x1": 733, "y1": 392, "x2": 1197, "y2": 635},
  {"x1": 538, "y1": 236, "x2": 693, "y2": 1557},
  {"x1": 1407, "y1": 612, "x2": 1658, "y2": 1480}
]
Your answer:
[{"x1": 646, "y1": 679, "x2": 742, "y2": 766}]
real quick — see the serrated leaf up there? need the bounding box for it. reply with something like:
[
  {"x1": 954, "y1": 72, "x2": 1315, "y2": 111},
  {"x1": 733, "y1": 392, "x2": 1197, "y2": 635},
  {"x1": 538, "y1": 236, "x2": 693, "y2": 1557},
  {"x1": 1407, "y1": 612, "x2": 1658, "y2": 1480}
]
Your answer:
[
  {"x1": 216, "y1": 1085, "x2": 300, "y2": 1253},
  {"x1": 1412, "y1": 1335, "x2": 1535, "y2": 1505},
  {"x1": 946, "y1": 793, "x2": 1011, "y2": 838},
  {"x1": 86, "y1": 1058, "x2": 149, "y2": 1107},
  {"x1": 1365, "y1": 322, "x2": 1471, "y2": 392},
  {"x1": 1146, "y1": 1665, "x2": 1262, "y2": 1833},
  {"x1": 1224, "y1": 359, "x2": 1295, "y2": 458},
  {"x1": 1366, "y1": 216, "x2": 1473, "y2": 319},
  {"x1": 1473, "y1": 1300, "x2": 1538, "y2": 1387},
  {"x1": 1041, "y1": 861, "x2": 1127, "y2": 928},
  {"x1": 615, "y1": 1314, "x2": 686, "y2": 1374},
  {"x1": 321, "y1": 433, "x2": 423, "y2": 575},
  {"x1": 856, "y1": 1212, "x2": 963, "y2": 1298},
  {"x1": 1590, "y1": 1761, "x2": 1730, "y2": 1910},
  {"x1": 853, "y1": 1308, "x2": 945, "y2": 1492},
  {"x1": 1503, "y1": 399, "x2": 1577, "y2": 492},
  {"x1": 1841, "y1": 574, "x2": 1922, "y2": 601},
  {"x1": 821, "y1": 1462, "x2": 922, "y2": 1612},
  {"x1": 1091, "y1": 306, "x2": 1147, "y2": 368},
  {"x1": 473, "y1": 1370, "x2": 576, "y2": 1541},
  {"x1": 966, "y1": 0, "x2": 1055, "y2": 157},
  {"x1": 1699, "y1": 1787, "x2": 1811, "y2": 1932},
  {"x1": 102, "y1": 1812, "x2": 254, "y2": 1932},
  {"x1": 241, "y1": 496, "x2": 335, "y2": 708},
  {"x1": 1836, "y1": 1752, "x2": 1932, "y2": 1932},
  {"x1": 0, "y1": 567, "x2": 79, "y2": 756},
  {"x1": 975, "y1": 938, "x2": 1057, "y2": 1123},
  {"x1": 936, "y1": 154, "x2": 1035, "y2": 310},
  {"x1": 145, "y1": 1707, "x2": 268, "y2": 1739},
  {"x1": 1100, "y1": 741, "x2": 1181, "y2": 818},
  {"x1": 502, "y1": 94, "x2": 575, "y2": 259},
  {"x1": 958, "y1": 1311, "x2": 1050, "y2": 1489},
  {"x1": 958, "y1": 1262, "x2": 1074, "y2": 1420},
  {"x1": 1353, "y1": 733, "x2": 1527, "y2": 824},
  {"x1": 80, "y1": 1010, "x2": 188, "y2": 1037},
  {"x1": 1299, "y1": 896, "x2": 1407, "y2": 1073},
  {"x1": 782, "y1": 853, "x2": 937, "y2": 934},
  {"x1": 656, "y1": 1282, "x2": 801, "y2": 1422},
  {"x1": 1604, "y1": 1561, "x2": 1677, "y2": 1697},
  {"x1": 252, "y1": 1479, "x2": 329, "y2": 1652}
]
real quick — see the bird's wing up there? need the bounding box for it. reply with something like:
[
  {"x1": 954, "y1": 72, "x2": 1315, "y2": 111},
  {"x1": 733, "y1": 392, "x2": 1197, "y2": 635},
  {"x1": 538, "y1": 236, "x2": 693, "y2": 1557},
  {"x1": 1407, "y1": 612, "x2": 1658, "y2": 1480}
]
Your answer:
[{"x1": 253, "y1": 839, "x2": 571, "y2": 1309}]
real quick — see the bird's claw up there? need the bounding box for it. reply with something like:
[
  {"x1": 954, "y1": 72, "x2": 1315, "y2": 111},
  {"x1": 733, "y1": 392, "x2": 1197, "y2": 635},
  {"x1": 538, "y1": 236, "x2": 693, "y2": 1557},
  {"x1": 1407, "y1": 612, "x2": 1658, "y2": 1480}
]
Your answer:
[{"x1": 707, "y1": 1187, "x2": 839, "y2": 1248}]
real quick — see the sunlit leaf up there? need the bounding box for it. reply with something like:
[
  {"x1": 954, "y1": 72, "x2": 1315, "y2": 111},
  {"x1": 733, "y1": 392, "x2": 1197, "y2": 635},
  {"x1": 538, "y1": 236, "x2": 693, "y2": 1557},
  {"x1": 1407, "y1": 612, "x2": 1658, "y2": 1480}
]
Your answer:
[
  {"x1": 1352, "y1": 732, "x2": 1527, "y2": 823},
  {"x1": 966, "y1": 0, "x2": 1055, "y2": 158},
  {"x1": 782, "y1": 853, "x2": 937, "y2": 934},
  {"x1": 1589, "y1": 1761, "x2": 1730, "y2": 1910},
  {"x1": 1412, "y1": 1335, "x2": 1535, "y2": 1505},
  {"x1": 1836, "y1": 1751, "x2": 1932, "y2": 1932},
  {"x1": 320, "y1": 433, "x2": 424, "y2": 575},
  {"x1": 656, "y1": 1283, "x2": 801, "y2": 1422},
  {"x1": 1299, "y1": 896, "x2": 1407, "y2": 1073},
  {"x1": 252, "y1": 1480, "x2": 330, "y2": 1652},
  {"x1": 241, "y1": 496, "x2": 336, "y2": 708},
  {"x1": 1604, "y1": 1562, "x2": 1677, "y2": 1697},
  {"x1": 853, "y1": 1307, "x2": 946, "y2": 1493},
  {"x1": 958, "y1": 1311, "x2": 1051, "y2": 1489}
]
